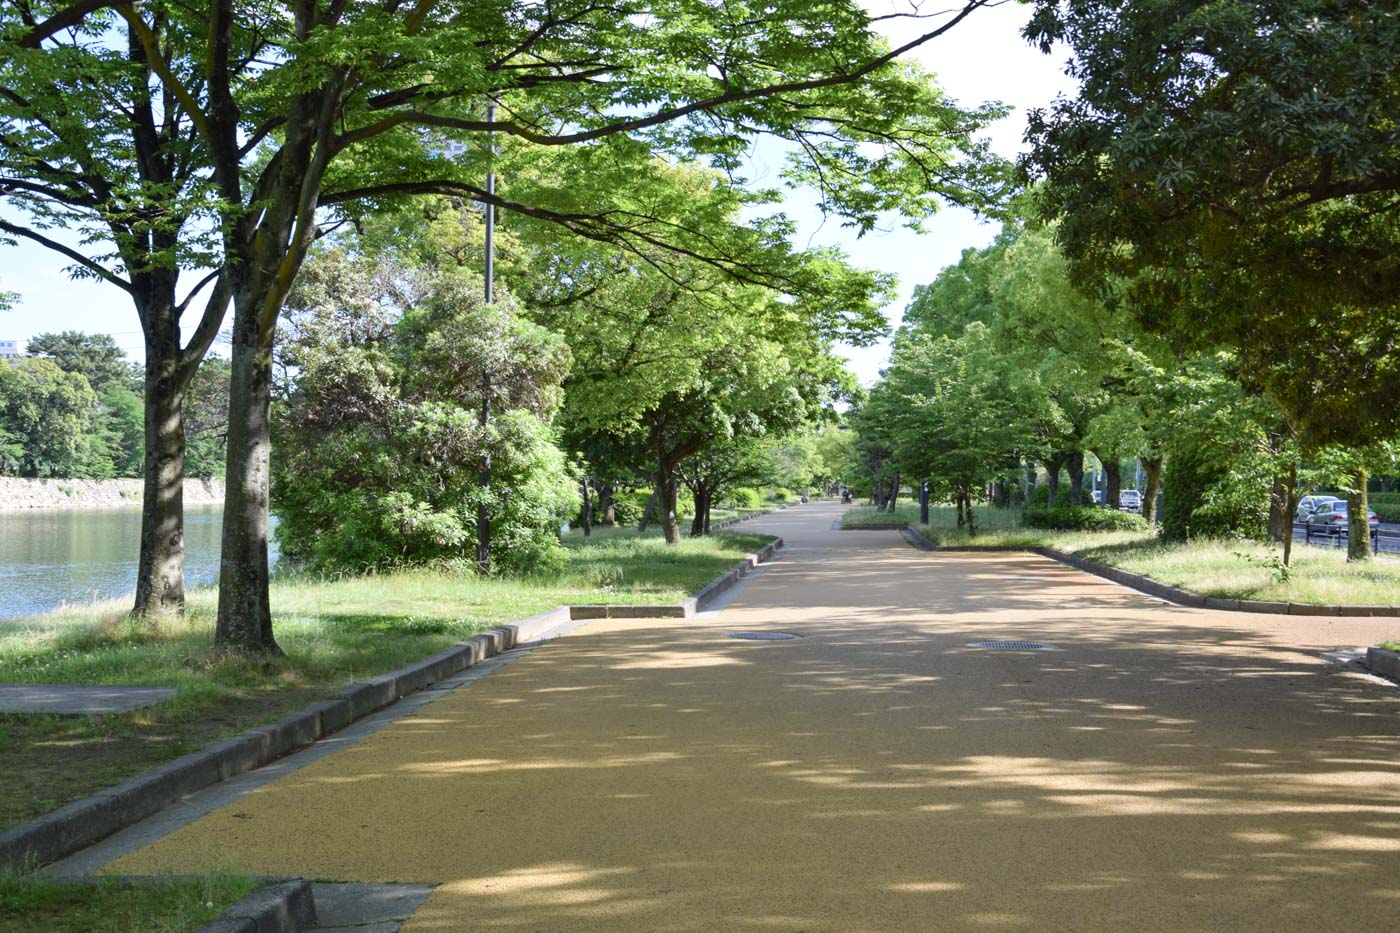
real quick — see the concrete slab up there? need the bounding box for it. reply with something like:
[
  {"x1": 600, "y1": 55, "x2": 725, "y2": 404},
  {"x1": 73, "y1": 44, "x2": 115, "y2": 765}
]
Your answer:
[
  {"x1": 309, "y1": 882, "x2": 433, "y2": 930},
  {"x1": 0, "y1": 684, "x2": 175, "y2": 714}
]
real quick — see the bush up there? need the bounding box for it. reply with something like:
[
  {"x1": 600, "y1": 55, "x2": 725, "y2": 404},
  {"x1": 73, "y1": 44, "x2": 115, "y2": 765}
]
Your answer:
[
  {"x1": 1029, "y1": 484, "x2": 1050, "y2": 508},
  {"x1": 767, "y1": 488, "x2": 795, "y2": 503},
  {"x1": 1369, "y1": 492, "x2": 1400, "y2": 523},
  {"x1": 729, "y1": 487, "x2": 762, "y2": 509},
  {"x1": 1022, "y1": 506, "x2": 1149, "y2": 532}
]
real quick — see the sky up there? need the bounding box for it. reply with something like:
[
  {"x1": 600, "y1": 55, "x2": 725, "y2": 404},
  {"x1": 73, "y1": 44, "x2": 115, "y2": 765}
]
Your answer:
[{"x1": 0, "y1": 1, "x2": 1077, "y2": 382}]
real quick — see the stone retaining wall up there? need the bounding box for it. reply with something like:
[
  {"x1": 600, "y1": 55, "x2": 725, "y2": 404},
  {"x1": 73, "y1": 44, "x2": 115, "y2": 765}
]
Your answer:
[{"x1": 0, "y1": 477, "x2": 223, "y2": 511}]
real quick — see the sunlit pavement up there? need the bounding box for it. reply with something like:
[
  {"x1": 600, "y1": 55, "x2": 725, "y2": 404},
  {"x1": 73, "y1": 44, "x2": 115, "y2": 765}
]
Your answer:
[{"x1": 107, "y1": 502, "x2": 1400, "y2": 930}]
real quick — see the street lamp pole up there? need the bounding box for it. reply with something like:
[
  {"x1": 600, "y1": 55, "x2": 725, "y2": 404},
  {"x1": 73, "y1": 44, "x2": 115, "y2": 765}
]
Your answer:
[{"x1": 476, "y1": 102, "x2": 496, "y2": 575}]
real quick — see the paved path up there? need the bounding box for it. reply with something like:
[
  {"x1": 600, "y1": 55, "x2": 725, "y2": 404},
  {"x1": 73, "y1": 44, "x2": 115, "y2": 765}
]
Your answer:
[{"x1": 104, "y1": 503, "x2": 1400, "y2": 930}]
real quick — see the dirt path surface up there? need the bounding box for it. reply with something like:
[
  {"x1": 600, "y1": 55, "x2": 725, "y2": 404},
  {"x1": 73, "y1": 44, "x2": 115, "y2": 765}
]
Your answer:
[{"x1": 107, "y1": 503, "x2": 1400, "y2": 930}]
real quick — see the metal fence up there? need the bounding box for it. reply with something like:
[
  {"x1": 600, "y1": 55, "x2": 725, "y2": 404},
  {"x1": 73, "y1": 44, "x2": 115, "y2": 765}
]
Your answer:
[{"x1": 1294, "y1": 521, "x2": 1400, "y2": 556}]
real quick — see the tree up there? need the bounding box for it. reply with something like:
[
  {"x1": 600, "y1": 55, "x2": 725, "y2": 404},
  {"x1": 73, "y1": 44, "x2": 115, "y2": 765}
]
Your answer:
[
  {"x1": 877, "y1": 323, "x2": 1046, "y2": 536},
  {"x1": 26, "y1": 332, "x2": 135, "y2": 392},
  {"x1": 0, "y1": 19, "x2": 232, "y2": 614},
  {"x1": 1023, "y1": 0, "x2": 1400, "y2": 556},
  {"x1": 0, "y1": 356, "x2": 100, "y2": 476},
  {"x1": 6, "y1": 0, "x2": 1006, "y2": 650},
  {"x1": 275, "y1": 246, "x2": 573, "y2": 582}
]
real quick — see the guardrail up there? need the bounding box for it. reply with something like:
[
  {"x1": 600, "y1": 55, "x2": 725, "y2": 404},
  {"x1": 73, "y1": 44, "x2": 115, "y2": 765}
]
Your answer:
[{"x1": 1294, "y1": 521, "x2": 1400, "y2": 556}]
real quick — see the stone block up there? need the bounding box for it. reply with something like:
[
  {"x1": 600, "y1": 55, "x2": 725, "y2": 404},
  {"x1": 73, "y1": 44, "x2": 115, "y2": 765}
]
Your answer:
[{"x1": 1366, "y1": 647, "x2": 1400, "y2": 681}]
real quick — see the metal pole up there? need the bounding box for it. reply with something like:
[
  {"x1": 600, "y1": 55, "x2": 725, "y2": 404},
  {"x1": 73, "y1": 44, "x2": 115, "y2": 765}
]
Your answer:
[{"x1": 476, "y1": 102, "x2": 496, "y2": 575}]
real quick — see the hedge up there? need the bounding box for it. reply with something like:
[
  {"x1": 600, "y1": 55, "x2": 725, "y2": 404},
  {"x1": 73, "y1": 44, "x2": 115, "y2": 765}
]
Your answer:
[{"x1": 1022, "y1": 506, "x2": 1149, "y2": 532}]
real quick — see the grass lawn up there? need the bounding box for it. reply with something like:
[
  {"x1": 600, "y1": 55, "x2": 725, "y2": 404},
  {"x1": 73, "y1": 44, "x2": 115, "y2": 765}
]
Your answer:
[
  {"x1": 0, "y1": 873, "x2": 254, "y2": 932},
  {"x1": 0, "y1": 530, "x2": 773, "y2": 831},
  {"x1": 846, "y1": 503, "x2": 1400, "y2": 610},
  {"x1": 840, "y1": 503, "x2": 923, "y2": 527}
]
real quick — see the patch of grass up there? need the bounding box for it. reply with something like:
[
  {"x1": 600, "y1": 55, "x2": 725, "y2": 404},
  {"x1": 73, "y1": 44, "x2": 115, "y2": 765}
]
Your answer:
[
  {"x1": 0, "y1": 531, "x2": 773, "y2": 830},
  {"x1": 0, "y1": 872, "x2": 255, "y2": 932},
  {"x1": 910, "y1": 506, "x2": 1400, "y2": 607},
  {"x1": 840, "y1": 504, "x2": 923, "y2": 527},
  {"x1": 1381, "y1": 641, "x2": 1400, "y2": 652}
]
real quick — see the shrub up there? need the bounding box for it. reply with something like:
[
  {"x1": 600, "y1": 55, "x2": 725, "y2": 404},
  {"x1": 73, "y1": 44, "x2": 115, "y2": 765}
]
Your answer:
[
  {"x1": 767, "y1": 488, "x2": 795, "y2": 503},
  {"x1": 1022, "y1": 506, "x2": 1149, "y2": 532},
  {"x1": 1369, "y1": 492, "x2": 1400, "y2": 524},
  {"x1": 729, "y1": 487, "x2": 762, "y2": 509},
  {"x1": 1029, "y1": 484, "x2": 1050, "y2": 508}
]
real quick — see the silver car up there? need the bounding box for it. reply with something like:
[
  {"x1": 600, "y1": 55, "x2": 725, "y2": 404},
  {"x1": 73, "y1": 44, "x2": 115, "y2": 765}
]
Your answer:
[{"x1": 1294, "y1": 495, "x2": 1342, "y2": 523}]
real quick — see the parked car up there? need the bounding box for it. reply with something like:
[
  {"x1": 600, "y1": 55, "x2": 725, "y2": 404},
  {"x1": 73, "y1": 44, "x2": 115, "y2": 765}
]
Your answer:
[
  {"x1": 1118, "y1": 489, "x2": 1142, "y2": 512},
  {"x1": 1304, "y1": 500, "x2": 1380, "y2": 539},
  {"x1": 1295, "y1": 495, "x2": 1343, "y2": 523}
]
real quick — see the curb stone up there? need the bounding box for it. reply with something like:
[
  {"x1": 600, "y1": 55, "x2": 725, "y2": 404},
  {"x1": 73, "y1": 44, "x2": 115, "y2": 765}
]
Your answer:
[
  {"x1": 198, "y1": 879, "x2": 316, "y2": 933},
  {"x1": 902, "y1": 524, "x2": 1400, "y2": 618},
  {"x1": 1366, "y1": 647, "x2": 1400, "y2": 682},
  {"x1": 0, "y1": 518, "x2": 786, "y2": 874}
]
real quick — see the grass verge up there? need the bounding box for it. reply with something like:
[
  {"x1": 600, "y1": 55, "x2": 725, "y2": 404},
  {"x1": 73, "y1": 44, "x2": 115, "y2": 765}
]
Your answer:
[
  {"x1": 0, "y1": 530, "x2": 773, "y2": 830},
  {"x1": 905, "y1": 505, "x2": 1400, "y2": 607},
  {"x1": 0, "y1": 872, "x2": 255, "y2": 932}
]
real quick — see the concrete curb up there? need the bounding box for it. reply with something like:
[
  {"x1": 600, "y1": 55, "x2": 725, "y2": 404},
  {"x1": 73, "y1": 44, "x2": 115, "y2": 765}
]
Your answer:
[
  {"x1": 198, "y1": 879, "x2": 316, "y2": 933},
  {"x1": 1366, "y1": 647, "x2": 1400, "y2": 682},
  {"x1": 1, "y1": 528, "x2": 787, "y2": 874},
  {"x1": 902, "y1": 524, "x2": 1400, "y2": 618}
]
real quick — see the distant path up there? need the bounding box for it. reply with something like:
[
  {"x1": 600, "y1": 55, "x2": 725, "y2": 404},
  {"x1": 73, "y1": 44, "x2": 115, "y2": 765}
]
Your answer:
[{"x1": 105, "y1": 502, "x2": 1400, "y2": 930}]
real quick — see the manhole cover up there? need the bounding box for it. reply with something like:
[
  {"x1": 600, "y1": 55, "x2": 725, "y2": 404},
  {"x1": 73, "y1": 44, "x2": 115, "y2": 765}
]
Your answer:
[
  {"x1": 727, "y1": 632, "x2": 801, "y2": 641},
  {"x1": 968, "y1": 641, "x2": 1058, "y2": 650}
]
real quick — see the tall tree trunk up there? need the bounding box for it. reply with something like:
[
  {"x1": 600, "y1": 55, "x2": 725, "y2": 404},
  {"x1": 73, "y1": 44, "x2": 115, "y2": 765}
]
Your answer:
[
  {"x1": 964, "y1": 488, "x2": 976, "y2": 538},
  {"x1": 956, "y1": 495, "x2": 965, "y2": 529},
  {"x1": 638, "y1": 490, "x2": 657, "y2": 532},
  {"x1": 1066, "y1": 452, "x2": 1085, "y2": 506},
  {"x1": 580, "y1": 478, "x2": 592, "y2": 537},
  {"x1": 1267, "y1": 471, "x2": 1291, "y2": 543},
  {"x1": 1347, "y1": 463, "x2": 1372, "y2": 562},
  {"x1": 214, "y1": 299, "x2": 280, "y2": 654},
  {"x1": 888, "y1": 471, "x2": 900, "y2": 510},
  {"x1": 600, "y1": 484, "x2": 616, "y2": 525},
  {"x1": 1141, "y1": 453, "x2": 1164, "y2": 525},
  {"x1": 689, "y1": 484, "x2": 707, "y2": 536},
  {"x1": 1045, "y1": 455, "x2": 1063, "y2": 508},
  {"x1": 133, "y1": 328, "x2": 188, "y2": 616},
  {"x1": 873, "y1": 476, "x2": 884, "y2": 510},
  {"x1": 919, "y1": 480, "x2": 929, "y2": 525},
  {"x1": 655, "y1": 463, "x2": 681, "y2": 544},
  {"x1": 1281, "y1": 461, "x2": 1299, "y2": 567},
  {"x1": 703, "y1": 491, "x2": 712, "y2": 534},
  {"x1": 1102, "y1": 460, "x2": 1122, "y2": 511},
  {"x1": 476, "y1": 372, "x2": 492, "y2": 573}
]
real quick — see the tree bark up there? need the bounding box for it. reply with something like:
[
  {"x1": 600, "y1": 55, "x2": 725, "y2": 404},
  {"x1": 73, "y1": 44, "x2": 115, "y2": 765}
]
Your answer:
[
  {"x1": 213, "y1": 297, "x2": 280, "y2": 654},
  {"x1": 873, "y1": 476, "x2": 884, "y2": 510},
  {"x1": 580, "y1": 478, "x2": 592, "y2": 537},
  {"x1": 888, "y1": 471, "x2": 900, "y2": 510},
  {"x1": 1141, "y1": 453, "x2": 1164, "y2": 525},
  {"x1": 1066, "y1": 452, "x2": 1085, "y2": 506},
  {"x1": 638, "y1": 490, "x2": 657, "y2": 532},
  {"x1": 655, "y1": 463, "x2": 681, "y2": 544},
  {"x1": 600, "y1": 484, "x2": 616, "y2": 525},
  {"x1": 1102, "y1": 460, "x2": 1122, "y2": 511},
  {"x1": 1347, "y1": 463, "x2": 1372, "y2": 562},
  {"x1": 1045, "y1": 455, "x2": 1063, "y2": 508},
  {"x1": 1281, "y1": 461, "x2": 1299, "y2": 567},
  {"x1": 689, "y1": 484, "x2": 707, "y2": 536},
  {"x1": 1267, "y1": 471, "x2": 1291, "y2": 544},
  {"x1": 956, "y1": 495, "x2": 965, "y2": 529},
  {"x1": 133, "y1": 330, "x2": 188, "y2": 616},
  {"x1": 964, "y1": 488, "x2": 976, "y2": 538},
  {"x1": 919, "y1": 480, "x2": 929, "y2": 525}
]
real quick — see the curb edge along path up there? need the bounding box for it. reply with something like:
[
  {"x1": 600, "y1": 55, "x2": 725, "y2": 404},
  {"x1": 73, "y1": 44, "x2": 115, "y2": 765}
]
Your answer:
[
  {"x1": 901, "y1": 523, "x2": 1400, "y2": 619},
  {"x1": 2, "y1": 514, "x2": 788, "y2": 875}
]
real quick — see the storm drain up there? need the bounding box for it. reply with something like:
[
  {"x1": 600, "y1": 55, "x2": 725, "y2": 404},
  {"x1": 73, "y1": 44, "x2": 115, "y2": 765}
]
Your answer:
[
  {"x1": 728, "y1": 632, "x2": 801, "y2": 641},
  {"x1": 968, "y1": 641, "x2": 1058, "y2": 651}
]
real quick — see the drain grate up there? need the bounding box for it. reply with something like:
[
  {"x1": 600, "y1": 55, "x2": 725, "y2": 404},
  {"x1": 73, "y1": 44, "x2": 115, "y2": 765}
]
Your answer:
[
  {"x1": 968, "y1": 641, "x2": 1058, "y2": 651},
  {"x1": 728, "y1": 632, "x2": 801, "y2": 641}
]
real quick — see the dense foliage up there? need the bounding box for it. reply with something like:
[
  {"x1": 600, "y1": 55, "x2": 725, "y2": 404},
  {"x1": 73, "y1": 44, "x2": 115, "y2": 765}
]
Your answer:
[{"x1": 0, "y1": 334, "x2": 226, "y2": 480}]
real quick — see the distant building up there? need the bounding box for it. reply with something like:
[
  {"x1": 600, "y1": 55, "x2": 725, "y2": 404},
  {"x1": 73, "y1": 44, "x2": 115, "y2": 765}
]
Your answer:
[{"x1": 0, "y1": 339, "x2": 20, "y2": 358}]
